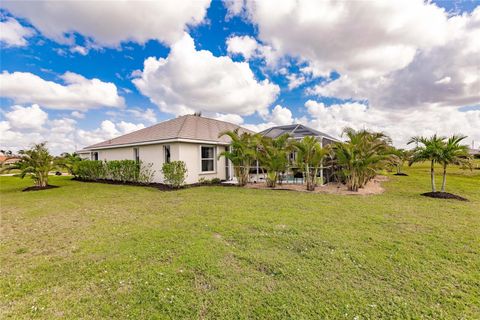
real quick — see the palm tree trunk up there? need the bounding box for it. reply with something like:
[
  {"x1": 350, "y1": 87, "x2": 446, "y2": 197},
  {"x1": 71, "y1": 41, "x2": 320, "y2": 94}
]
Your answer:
[
  {"x1": 441, "y1": 164, "x2": 447, "y2": 192},
  {"x1": 430, "y1": 159, "x2": 436, "y2": 193}
]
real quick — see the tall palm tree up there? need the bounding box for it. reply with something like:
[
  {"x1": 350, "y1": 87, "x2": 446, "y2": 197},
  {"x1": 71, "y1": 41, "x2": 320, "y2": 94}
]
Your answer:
[
  {"x1": 218, "y1": 129, "x2": 258, "y2": 186},
  {"x1": 439, "y1": 135, "x2": 471, "y2": 192},
  {"x1": 293, "y1": 136, "x2": 329, "y2": 191},
  {"x1": 0, "y1": 142, "x2": 57, "y2": 188},
  {"x1": 408, "y1": 134, "x2": 445, "y2": 192},
  {"x1": 257, "y1": 133, "x2": 292, "y2": 187},
  {"x1": 334, "y1": 128, "x2": 394, "y2": 191}
]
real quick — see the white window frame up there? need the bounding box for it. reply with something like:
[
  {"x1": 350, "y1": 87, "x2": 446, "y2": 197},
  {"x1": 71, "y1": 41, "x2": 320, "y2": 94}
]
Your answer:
[{"x1": 200, "y1": 145, "x2": 216, "y2": 174}]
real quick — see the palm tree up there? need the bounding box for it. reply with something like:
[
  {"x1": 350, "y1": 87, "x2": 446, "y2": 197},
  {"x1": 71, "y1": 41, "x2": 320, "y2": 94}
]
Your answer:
[
  {"x1": 57, "y1": 152, "x2": 82, "y2": 177},
  {"x1": 293, "y1": 136, "x2": 329, "y2": 191},
  {"x1": 0, "y1": 142, "x2": 57, "y2": 188},
  {"x1": 334, "y1": 128, "x2": 394, "y2": 191},
  {"x1": 257, "y1": 133, "x2": 292, "y2": 187},
  {"x1": 390, "y1": 148, "x2": 412, "y2": 175},
  {"x1": 439, "y1": 135, "x2": 471, "y2": 192},
  {"x1": 408, "y1": 134, "x2": 445, "y2": 192},
  {"x1": 218, "y1": 129, "x2": 258, "y2": 186}
]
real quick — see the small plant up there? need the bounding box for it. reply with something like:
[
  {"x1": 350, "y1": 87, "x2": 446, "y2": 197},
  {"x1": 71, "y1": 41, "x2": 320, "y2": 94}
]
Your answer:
[
  {"x1": 0, "y1": 142, "x2": 57, "y2": 188},
  {"x1": 211, "y1": 178, "x2": 221, "y2": 184},
  {"x1": 162, "y1": 161, "x2": 188, "y2": 188}
]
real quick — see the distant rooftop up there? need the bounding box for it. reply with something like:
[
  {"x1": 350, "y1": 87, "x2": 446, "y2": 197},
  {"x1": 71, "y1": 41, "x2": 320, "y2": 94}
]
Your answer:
[
  {"x1": 83, "y1": 115, "x2": 253, "y2": 150},
  {"x1": 260, "y1": 124, "x2": 339, "y2": 142}
]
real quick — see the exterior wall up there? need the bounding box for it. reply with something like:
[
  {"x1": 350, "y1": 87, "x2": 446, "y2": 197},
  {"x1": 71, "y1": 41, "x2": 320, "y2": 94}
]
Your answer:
[
  {"x1": 178, "y1": 143, "x2": 227, "y2": 184},
  {"x1": 85, "y1": 142, "x2": 227, "y2": 184}
]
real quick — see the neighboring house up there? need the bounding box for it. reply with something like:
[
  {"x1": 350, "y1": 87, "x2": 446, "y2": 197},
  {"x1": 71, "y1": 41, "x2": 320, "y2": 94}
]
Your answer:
[
  {"x1": 260, "y1": 124, "x2": 339, "y2": 146},
  {"x1": 259, "y1": 124, "x2": 340, "y2": 184},
  {"x1": 78, "y1": 115, "x2": 253, "y2": 184},
  {"x1": 0, "y1": 156, "x2": 21, "y2": 165}
]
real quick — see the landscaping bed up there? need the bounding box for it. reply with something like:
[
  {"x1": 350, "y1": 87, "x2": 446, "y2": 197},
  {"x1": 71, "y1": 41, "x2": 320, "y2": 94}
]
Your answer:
[{"x1": 421, "y1": 191, "x2": 469, "y2": 201}]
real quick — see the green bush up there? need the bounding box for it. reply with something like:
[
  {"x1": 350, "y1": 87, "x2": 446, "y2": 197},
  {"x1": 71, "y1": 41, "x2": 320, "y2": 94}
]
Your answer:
[
  {"x1": 77, "y1": 160, "x2": 106, "y2": 180},
  {"x1": 76, "y1": 160, "x2": 155, "y2": 184},
  {"x1": 162, "y1": 161, "x2": 187, "y2": 188}
]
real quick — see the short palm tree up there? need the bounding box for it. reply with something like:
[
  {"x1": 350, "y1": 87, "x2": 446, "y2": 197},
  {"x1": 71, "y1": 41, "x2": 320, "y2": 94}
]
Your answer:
[
  {"x1": 408, "y1": 134, "x2": 445, "y2": 192},
  {"x1": 390, "y1": 148, "x2": 412, "y2": 175},
  {"x1": 57, "y1": 152, "x2": 82, "y2": 177},
  {"x1": 293, "y1": 136, "x2": 329, "y2": 191},
  {"x1": 0, "y1": 142, "x2": 57, "y2": 188},
  {"x1": 334, "y1": 128, "x2": 393, "y2": 191},
  {"x1": 258, "y1": 133, "x2": 292, "y2": 187},
  {"x1": 218, "y1": 129, "x2": 258, "y2": 186},
  {"x1": 438, "y1": 135, "x2": 471, "y2": 192}
]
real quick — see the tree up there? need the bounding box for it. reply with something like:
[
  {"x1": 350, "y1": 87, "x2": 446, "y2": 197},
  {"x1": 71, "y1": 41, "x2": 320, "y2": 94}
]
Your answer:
[
  {"x1": 438, "y1": 135, "x2": 471, "y2": 192},
  {"x1": 390, "y1": 148, "x2": 412, "y2": 175},
  {"x1": 57, "y1": 152, "x2": 82, "y2": 177},
  {"x1": 408, "y1": 134, "x2": 445, "y2": 192},
  {"x1": 293, "y1": 136, "x2": 329, "y2": 191},
  {"x1": 334, "y1": 128, "x2": 394, "y2": 191},
  {"x1": 258, "y1": 133, "x2": 292, "y2": 187},
  {"x1": 218, "y1": 129, "x2": 258, "y2": 186},
  {"x1": 0, "y1": 142, "x2": 56, "y2": 188}
]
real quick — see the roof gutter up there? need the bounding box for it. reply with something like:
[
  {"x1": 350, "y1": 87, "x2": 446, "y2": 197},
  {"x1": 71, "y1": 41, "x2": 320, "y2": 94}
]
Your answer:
[{"x1": 80, "y1": 137, "x2": 231, "y2": 151}]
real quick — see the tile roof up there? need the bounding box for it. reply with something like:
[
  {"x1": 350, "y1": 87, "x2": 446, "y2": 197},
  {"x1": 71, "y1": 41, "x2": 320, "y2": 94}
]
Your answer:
[{"x1": 83, "y1": 115, "x2": 253, "y2": 150}]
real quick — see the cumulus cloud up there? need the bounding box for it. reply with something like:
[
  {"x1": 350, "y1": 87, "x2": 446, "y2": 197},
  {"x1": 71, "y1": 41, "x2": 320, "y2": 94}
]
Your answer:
[
  {"x1": 304, "y1": 100, "x2": 480, "y2": 147},
  {"x1": 126, "y1": 108, "x2": 157, "y2": 124},
  {"x1": 1, "y1": 1, "x2": 211, "y2": 47},
  {"x1": 232, "y1": 0, "x2": 448, "y2": 78},
  {"x1": 0, "y1": 105, "x2": 144, "y2": 154},
  {"x1": 226, "y1": 35, "x2": 259, "y2": 59},
  {"x1": 133, "y1": 33, "x2": 279, "y2": 117},
  {"x1": 4, "y1": 104, "x2": 47, "y2": 129},
  {"x1": 213, "y1": 113, "x2": 245, "y2": 125},
  {"x1": 0, "y1": 16, "x2": 35, "y2": 47},
  {"x1": 0, "y1": 71, "x2": 125, "y2": 110}
]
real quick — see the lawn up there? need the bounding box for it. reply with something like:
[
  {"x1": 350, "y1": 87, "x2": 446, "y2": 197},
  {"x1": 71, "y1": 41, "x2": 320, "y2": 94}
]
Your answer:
[{"x1": 0, "y1": 164, "x2": 479, "y2": 319}]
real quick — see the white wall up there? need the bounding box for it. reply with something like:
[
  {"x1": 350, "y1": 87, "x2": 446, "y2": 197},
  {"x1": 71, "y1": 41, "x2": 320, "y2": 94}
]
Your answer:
[{"x1": 89, "y1": 142, "x2": 227, "y2": 184}]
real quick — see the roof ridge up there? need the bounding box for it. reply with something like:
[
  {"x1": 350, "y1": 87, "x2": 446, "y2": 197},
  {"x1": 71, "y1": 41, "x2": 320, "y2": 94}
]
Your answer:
[{"x1": 176, "y1": 114, "x2": 189, "y2": 137}]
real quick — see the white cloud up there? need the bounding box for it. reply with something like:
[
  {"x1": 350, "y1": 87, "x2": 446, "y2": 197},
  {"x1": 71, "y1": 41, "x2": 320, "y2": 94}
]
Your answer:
[
  {"x1": 4, "y1": 104, "x2": 48, "y2": 129},
  {"x1": 0, "y1": 71, "x2": 125, "y2": 110},
  {"x1": 267, "y1": 105, "x2": 293, "y2": 125},
  {"x1": 126, "y1": 108, "x2": 157, "y2": 124},
  {"x1": 213, "y1": 113, "x2": 244, "y2": 125},
  {"x1": 304, "y1": 100, "x2": 480, "y2": 148},
  {"x1": 0, "y1": 105, "x2": 144, "y2": 154},
  {"x1": 235, "y1": 0, "x2": 449, "y2": 78},
  {"x1": 71, "y1": 111, "x2": 85, "y2": 119},
  {"x1": 70, "y1": 45, "x2": 88, "y2": 55},
  {"x1": 286, "y1": 73, "x2": 306, "y2": 90},
  {"x1": 0, "y1": 17, "x2": 35, "y2": 47},
  {"x1": 133, "y1": 33, "x2": 279, "y2": 117},
  {"x1": 1, "y1": 1, "x2": 211, "y2": 47},
  {"x1": 226, "y1": 35, "x2": 259, "y2": 59}
]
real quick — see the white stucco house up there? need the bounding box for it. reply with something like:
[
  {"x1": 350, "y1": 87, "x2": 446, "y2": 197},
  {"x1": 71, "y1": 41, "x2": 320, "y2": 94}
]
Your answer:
[{"x1": 77, "y1": 114, "x2": 252, "y2": 184}]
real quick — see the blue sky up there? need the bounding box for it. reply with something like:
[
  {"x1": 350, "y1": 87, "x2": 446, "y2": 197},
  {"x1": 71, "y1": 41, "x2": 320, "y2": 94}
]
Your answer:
[{"x1": 1, "y1": 0, "x2": 479, "y2": 154}]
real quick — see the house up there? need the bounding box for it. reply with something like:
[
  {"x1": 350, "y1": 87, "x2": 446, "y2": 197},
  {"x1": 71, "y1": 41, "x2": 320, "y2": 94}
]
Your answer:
[
  {"x1": 78, "y1": 115, "x2": 253, "y2": 184},
  {"x1": 258, "y1": 124, "x2": 341, "y2": 184},
  {"x1": 0, "y1": 156, "x2": 21, "y2": 165},
  {"x1": 260, "y1": 124, "x2": 339, "y2": 146}
]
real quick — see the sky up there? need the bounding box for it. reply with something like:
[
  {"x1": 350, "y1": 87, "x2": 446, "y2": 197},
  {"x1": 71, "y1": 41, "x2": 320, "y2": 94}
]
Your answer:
[{"x1": 0, "y1": 0, "x2": 479, "y2": 155}]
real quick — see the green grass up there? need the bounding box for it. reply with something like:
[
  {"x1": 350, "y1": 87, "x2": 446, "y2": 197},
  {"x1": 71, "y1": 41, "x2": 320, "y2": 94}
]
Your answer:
[{"x1": 1, "y1": 164, "x2": 479, "y2": 319}]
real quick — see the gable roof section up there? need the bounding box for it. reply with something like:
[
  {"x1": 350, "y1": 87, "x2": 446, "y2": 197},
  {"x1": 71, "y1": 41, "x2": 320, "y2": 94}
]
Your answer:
[
  {"x1": 260, "y1": 124, "x2": 339, "y2": 142},
  {"x1": 83, "y1": 115, "x2": 253, "y2": 150}
]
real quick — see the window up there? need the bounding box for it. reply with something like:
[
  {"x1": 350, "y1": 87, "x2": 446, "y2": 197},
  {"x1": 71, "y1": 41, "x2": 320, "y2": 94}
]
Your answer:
[
  {"x1": 164, "y1": 145, "x2": 171, "y2": 163},
  {"x1": 201, "y1": 146, "x2": 215, "y2": 172},
  {"x1": 133, "y1": 147, "x2": 139, "y2": 163},
  {"x1": 91, "y1": 152, "x2": 99, "y2": 160}
]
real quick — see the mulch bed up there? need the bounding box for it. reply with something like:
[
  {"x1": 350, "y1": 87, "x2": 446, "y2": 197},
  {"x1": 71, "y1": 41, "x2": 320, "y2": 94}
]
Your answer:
[
  {"x1": 23, "y1": 185, "x2": 59, "y2": 192},
  {"x1": 71, "y1": 178, "x2": 234, "y2": 191},
  {"x1": 393, "y1": 173, "x2": 409, "y2": 176},
  {"x1": 421, "y1": 192, "x2": 469, "y2": 202}
]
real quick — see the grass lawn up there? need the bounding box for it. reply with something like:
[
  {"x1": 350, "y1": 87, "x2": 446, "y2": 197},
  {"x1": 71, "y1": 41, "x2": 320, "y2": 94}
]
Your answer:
[{"x1": 1, "y1": 164, "x2": 479, "y2": 319}]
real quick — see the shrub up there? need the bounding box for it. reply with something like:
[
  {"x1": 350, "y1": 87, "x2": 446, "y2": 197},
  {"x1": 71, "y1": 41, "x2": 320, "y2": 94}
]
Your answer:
[
  {"x1": 77, "y1": 160, "x2": 106, "y2": 180},
  {"x1": 211, "y1": 178, "x2": 221, "y2": 184},
  {"x1": 162, "y1": 161, "x2": 187, "y2": 188},
  {"x1": 76, "y1": 160, "x2": 155, "y2": 184}
]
